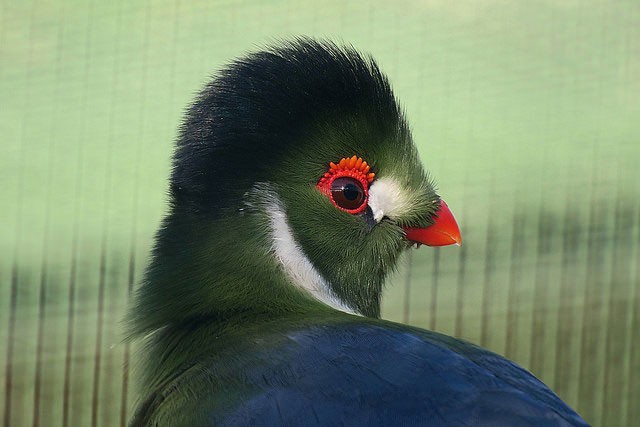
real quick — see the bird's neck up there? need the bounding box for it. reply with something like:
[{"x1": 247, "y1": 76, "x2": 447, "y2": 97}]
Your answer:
[
  {"x1": 131, "y1": 309, "x2": 358, "y2": 408},
  {"x1": 127, "y1": 206, "x2": 343, "y2": 398},
  {"x1": 126, "y1": 201, "x2": 381, "y2": 405},
  {"x1": 127, "y1": 206, "x2": 337, "y2": 340}
]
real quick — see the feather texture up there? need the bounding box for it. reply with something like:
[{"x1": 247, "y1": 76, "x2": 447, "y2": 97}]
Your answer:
[{"x1": 127, "y1": 39, "x2": 587, "y2": 426}]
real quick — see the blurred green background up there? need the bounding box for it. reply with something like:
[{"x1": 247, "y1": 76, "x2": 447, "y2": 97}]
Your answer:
[{"x1": 1, "y1": 1, "x2": 638, "y2": 426}]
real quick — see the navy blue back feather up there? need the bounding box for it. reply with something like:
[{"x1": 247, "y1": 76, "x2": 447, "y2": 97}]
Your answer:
[{"x1": 207, "y1": 324, "x2": 587, "y2": 426}]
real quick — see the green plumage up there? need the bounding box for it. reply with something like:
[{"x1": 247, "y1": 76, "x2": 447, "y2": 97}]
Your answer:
[
  {"x1": 126, "y1": 39, "x2": 438, "y2": 424},
  {"x1": 125, "y1": 39, "x2": 585, "y2": 427}
]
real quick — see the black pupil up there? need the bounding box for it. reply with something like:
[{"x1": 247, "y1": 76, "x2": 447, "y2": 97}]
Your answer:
[{"x1": 343, "y1": 183, "x2": 359, "y2": 200}]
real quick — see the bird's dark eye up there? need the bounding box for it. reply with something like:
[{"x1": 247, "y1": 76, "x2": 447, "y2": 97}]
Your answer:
[
  {"x1": 331, "y1": 177, "x2": 366, "y2": 212},
  {"x1": 316, "y1": 155, "x2": 374, "y2": 215}
]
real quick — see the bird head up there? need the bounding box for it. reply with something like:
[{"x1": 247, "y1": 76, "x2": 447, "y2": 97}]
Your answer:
[{"x1": 128, "y1": 39, "x2": 460, "y2": 337}]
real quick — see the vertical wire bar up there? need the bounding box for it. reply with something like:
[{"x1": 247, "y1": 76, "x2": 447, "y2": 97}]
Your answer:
[
  {"x1": 619, "y1": 5, "x2": 640, "y2": 423},
  {"x1": 402, "y1": 251, "x2": 413, "y2": 324},
  {"x1": 576, "y1": 159, "x2": 607, "y2": 423},
  {"x1": 625, "y1": 200, "x2": 640, "y2": 426},
  {"x1": 120, "y1": 1, "x2": 152, "y2": 423},
  {"x1": 3, "y1": 1, "x2": 38, "y2": 424},
  {"x1": 61, "y1": 235, "x2": 78, "y2": 427},
  {"x1": 32, "y1": 3, "x2": 66, "y2": 424},
  {"x1": 62, "y1": 2, "x2": 95, "y2": 425},
  {"x1": 553, "y1": 189, "x2": 583, "y2": 404},
  {"x1": 577, "y1": 3, "x2": 609, "y2": 420},
  {"x1": 601, "y1": 185, "x2": 632, "y2": 426},
  {"x1": 429, "y1": 250, "x2": 440, "y2": 331},
  {"x1": 31, "y1": 99, "x2": 51, "y2": 427},
  {"x1": 90, "y1": 1, "x2": 123, "y2": 422},
  {"x1": 0, "y1": 1, "x2": 8, "y2": 420},
  {"x1": 529, "y1": 208, "x2": 553, "y2": 377},
  {"x1": 3, "y1": 267, "x2": 19, "y2": 427},
  {"x1": 480, "y1": 206, "x2": 496, "y2": 348},
  {"x1": 454, "y1": 239, "x2": 467, "y2": 338},
  {"x1": 90, "y1": 246, "x2": 108, "y2": 427},
  {"x1": 504, "y1": 208, "x2": 525, "y2": 360}
]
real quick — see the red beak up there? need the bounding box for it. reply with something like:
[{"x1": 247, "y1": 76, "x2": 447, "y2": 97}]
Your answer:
[{"x1": 403, "y1": 200, "x2": 462, "y2": 247}]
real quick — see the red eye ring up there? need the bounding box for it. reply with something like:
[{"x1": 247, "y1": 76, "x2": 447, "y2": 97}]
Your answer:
[{"x1": 317, "y1": 156, "x2": 375, "y2": 214}]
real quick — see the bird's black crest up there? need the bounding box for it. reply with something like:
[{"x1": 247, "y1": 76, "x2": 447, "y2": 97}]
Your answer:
[{"x1": 171, "y1": 39, "x2": 400, "y2": 213}]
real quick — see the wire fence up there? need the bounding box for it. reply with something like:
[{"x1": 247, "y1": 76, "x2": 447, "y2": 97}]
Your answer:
[{"x1": 1, "y1": 1, "x2": 639, "y2": 426}]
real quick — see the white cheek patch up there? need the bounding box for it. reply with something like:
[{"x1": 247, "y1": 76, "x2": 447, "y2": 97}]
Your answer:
[
  {"x1": 367, "y1": 177, "x2": 413, "y2": 222},
  {"x1": 266, "y1": 197, "x2": 357, "y2": 315}
]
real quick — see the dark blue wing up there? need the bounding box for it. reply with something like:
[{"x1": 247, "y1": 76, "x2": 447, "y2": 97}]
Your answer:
[{"x1": 212, "y1": 323, "x2": 587, "y2": 426}]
